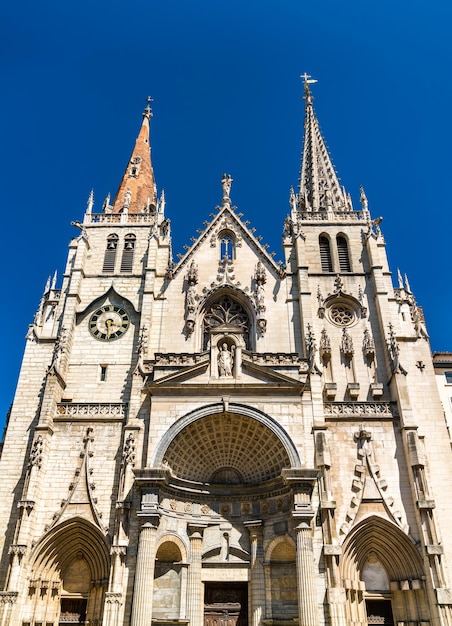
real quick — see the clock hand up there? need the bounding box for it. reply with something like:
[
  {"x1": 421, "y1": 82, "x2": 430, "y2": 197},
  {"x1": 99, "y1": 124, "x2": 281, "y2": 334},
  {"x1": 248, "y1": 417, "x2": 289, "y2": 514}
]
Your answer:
[{"x1": 105, "y1": 317, "x2": 119, "y2": 338}]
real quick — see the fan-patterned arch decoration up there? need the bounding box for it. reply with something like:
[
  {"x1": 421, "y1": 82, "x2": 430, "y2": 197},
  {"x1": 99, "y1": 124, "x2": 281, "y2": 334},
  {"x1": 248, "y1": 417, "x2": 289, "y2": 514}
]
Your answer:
[{"x1": 203, "y1": 296, "x2": 250, "y2": 349}]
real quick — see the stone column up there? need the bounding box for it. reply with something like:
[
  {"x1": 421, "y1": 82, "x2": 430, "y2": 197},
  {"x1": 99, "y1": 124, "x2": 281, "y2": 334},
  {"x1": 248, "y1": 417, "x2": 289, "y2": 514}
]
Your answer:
[
  {"x1": 295, "y1": 521, "x2": 319, "y2": 626},
  {"x1": 244, "y1": 521, "x2": 265, "y2": 626},
  {"x1": 130, "y1": 521, "x2": 158, "y2": 626},
  {"x1": 187, "y1": 524, "x2": 206, "y2": 626}
]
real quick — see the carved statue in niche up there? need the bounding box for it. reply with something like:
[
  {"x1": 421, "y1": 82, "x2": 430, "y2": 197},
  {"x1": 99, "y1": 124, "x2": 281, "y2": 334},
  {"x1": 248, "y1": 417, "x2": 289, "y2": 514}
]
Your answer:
[{"x1": 218, "y1": 343, "x2": 234, "y2": 377}]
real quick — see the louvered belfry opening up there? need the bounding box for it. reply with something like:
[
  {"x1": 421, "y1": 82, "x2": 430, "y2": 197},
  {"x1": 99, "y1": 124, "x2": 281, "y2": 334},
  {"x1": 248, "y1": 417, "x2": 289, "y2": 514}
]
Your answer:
[
  {"x1": 319, "y1": 235, "x2": 333, "y2": 272},
  {"x1": 120, "y1": 234, "x2": 136, "y2": 272},
  {"x1": 337, "y1": 235, "x2": 351, "y2": 272},
  {"x1": 102, "y1": 234, "x2": 119, "y2": 273}
]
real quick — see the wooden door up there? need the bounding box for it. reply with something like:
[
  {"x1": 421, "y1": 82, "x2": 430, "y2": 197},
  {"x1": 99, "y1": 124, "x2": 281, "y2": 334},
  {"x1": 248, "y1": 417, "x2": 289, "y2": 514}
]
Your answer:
[{"x1": 204, "y1": 583, "x2": 248, "y2": 626}]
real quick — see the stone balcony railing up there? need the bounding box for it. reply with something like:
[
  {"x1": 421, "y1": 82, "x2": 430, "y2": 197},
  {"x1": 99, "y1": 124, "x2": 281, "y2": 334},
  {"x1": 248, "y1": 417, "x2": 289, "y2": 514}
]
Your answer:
[
  {"x1": 297, "y1": 210, "x2": 364, "y2": 222},
  {"x1": 324, "y1": 402, "x2": 397, "y2": 418},
  {"x1": 56, "y1": 403, "x2": 127, "y2": 420},
  {"x1": 83, "y1": 213, "x2": 156, "y2": 225}
]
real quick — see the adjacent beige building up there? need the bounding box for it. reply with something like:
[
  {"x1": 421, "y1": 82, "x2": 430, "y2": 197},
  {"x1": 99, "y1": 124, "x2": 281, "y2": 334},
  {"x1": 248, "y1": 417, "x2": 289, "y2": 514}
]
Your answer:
[{"x1": 1, "y1": 80, "x2": 452, "y2": 626}]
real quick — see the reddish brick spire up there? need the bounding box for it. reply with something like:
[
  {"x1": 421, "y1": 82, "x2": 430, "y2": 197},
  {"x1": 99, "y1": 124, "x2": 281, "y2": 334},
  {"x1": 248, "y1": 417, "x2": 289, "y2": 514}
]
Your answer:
[{"x1": 112, "y1": 101, "x2": 156, "y2": 214}]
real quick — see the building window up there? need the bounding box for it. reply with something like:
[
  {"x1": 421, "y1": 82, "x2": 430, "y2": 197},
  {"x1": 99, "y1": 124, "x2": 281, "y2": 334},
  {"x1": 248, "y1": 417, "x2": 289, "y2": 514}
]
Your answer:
[
  {"x1": 102, "y1": 234, "x2": 119, "y2": 273},
  {"x1": 219, "y1": 232, "x2": 235, "y2": 260},
  {"x1": 100, "y1": 365, "x2": 107, "y2": 382},
  {"x1": 129, "y1": 156, "x2": 141, "y2": 178},
  {"x1": 319, "y1": 235, "x2": 333, "y2": 272},
  {"x1": 337, "y1": 235, "x2": 351, "y2": 272},
  {"x1": 203, "y1": 296, "x2": 250, "y2": 350},
  {"x1": 120, "y1": 234, "x2": 136, "y2": 272},
  {"x1": 445, "y1": 372, "x2": 452, "y2": 384}
]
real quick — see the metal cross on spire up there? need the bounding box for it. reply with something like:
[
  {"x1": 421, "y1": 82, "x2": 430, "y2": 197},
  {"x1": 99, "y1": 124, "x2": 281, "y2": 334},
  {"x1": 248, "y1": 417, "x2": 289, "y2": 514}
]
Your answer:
[
  {"x1": 144, "y1": 96, "x2": 154, "y2": 117},
  {"x1": 300, "y1": 73, "x2": 317, "y2": 104},
  {"x1": 300, "y1": 73, "x2": 318, "y2": 85}
]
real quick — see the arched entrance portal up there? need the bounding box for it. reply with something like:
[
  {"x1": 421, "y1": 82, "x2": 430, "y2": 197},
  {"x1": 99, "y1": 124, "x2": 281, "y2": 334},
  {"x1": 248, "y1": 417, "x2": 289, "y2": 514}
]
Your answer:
[
  {"x1": 159, "y1": 409, "x2": 295, "y2": 484},
  {"x1": 137, "y1": 404, "x2": 315, "y2": 626}
]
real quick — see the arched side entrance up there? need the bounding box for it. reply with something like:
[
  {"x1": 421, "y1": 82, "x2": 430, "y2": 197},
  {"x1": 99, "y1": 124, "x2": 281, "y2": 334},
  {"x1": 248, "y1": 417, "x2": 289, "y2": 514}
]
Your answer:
[
  {"x1": 340, "y1": 516, "x2": 428, "y2": 625},
  {"x1": 24, "y1": 518, "x2": 110, "y2": 626}
]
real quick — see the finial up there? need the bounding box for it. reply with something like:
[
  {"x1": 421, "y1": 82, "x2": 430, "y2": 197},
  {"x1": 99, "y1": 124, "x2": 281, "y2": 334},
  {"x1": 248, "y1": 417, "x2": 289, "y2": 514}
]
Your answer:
[
  {"x1": 143, "y1": 96, "x2": 154, "y2": 118},
  {"x1": 158, "y1": 189, "x2": 166, "y2": 214},
  {"x1": 360, "y1": 185, "x2": 369, "y2": 213},
  {"x1": 397, "y1": 268, "x2": 404, "y2": 289},
  {"x1": 86, "y1": 189, "x2": 94, "y2": 215},
  {"x1": 404, "y1": 273, "x2": 412, "y2": 294},
  {"x1": 300, "y1": 73, "x2": 317, "y2": 104},
  {"x1": 51, "y1": 270, "x2": 57, "y2": 290},
  {"x1": 102, "y1": 192, "x2": 111, "y2": 213}
]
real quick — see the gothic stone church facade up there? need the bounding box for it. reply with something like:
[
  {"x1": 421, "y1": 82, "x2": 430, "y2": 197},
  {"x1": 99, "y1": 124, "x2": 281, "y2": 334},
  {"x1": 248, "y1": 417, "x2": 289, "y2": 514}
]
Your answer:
[{"x1": 1, "y1": 83, "x2": 452, "y2": 626}]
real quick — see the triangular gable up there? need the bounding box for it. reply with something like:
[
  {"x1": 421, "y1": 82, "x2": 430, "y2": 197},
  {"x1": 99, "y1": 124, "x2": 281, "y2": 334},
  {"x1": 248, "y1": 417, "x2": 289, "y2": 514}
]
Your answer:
[
  {"x1": 145, "y1": 351, "x2": 307, "y2": 391},
  {"x1": 170, "y1": 205, "x2": 284, "y2": 280}
]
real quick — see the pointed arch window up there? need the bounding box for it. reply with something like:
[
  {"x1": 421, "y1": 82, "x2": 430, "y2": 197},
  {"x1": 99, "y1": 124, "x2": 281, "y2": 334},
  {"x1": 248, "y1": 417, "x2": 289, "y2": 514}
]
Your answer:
[
  {"x1": 102, "y1": 234, "x2": 119, "y2": 273},
  {"x1": 120, "y1": 234, "x2": 136, "y2": 272},
  {"x1": 203, "y1": 296, "x2": 250, "y2": 350},
  {"x1": 319, "y1": 235, "x2": 333, "y2": 272},
  {"x1": 337, "y1": 235, "x2": 351, "y2": 272},
  {"x1": 219, "y1": 231, "x2": 235, "y2": 260}
]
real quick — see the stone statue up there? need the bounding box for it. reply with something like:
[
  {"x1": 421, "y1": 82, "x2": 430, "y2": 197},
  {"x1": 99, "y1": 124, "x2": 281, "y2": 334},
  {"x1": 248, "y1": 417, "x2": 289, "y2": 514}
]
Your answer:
[
  {"x1": 124, "y1": 188, "x2": 132, "y2": 209},
  {"x1": 218, "y1": 343, "x2": 234, "y2": 377},
  {"x1": 221, "y1": 174, "x2": 233, "y2": 200}
]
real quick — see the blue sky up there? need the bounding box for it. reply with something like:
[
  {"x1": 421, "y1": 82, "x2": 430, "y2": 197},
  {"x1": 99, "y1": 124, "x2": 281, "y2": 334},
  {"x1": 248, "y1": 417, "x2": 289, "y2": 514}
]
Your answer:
[{"x1": 1, "y1": 0, "x2": 451, "y2": 426}]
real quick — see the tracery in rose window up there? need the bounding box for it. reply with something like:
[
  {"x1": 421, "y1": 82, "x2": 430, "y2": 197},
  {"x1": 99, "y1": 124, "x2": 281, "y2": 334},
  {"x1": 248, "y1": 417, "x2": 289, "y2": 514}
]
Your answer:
[{"x1": 203, "y1": 296, "x2": 250, "y2": 349}]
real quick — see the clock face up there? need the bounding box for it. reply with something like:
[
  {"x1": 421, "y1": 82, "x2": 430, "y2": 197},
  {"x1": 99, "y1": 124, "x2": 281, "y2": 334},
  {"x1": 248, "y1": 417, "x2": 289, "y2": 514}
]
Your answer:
[{"x1": 89, "y1": 305, "x2": 130, "y2": 341}]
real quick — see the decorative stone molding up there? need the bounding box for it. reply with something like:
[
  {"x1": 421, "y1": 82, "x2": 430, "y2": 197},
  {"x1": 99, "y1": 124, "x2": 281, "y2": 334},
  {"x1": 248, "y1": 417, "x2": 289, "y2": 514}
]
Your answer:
[
  {"x1": 185, "y1": 260, "x2": 199, "y2": 335},
  {"x1": 17, "y1": 500, "x2": 35, "y2": 510},
  {"x1": 45, "y1": 427, "x2": 107, "y2": 534},
  {"x1": 105, "y1": 592, "x2": 123, "y2": 604},
  {"x1": 340, "y1": 426, "x2": 407, "y2": 536},
  {"x1": 122, "y1": 433, "x2": 136, "y2": 468},
  {"x1": 305, "y1": 324, "x2": 318, "y2": 373},
  {"x1": 8, "y1": 545, "x2": 26, "y2": 557},
  {"x1": 319, "y1": 329, "x2": 331, "y2": 360},
  {"x1": 362, "y1": 328, "x2": 375, "y2": 358},
  {"x1": 0, "y1": 591, "x2": 18, "y2": 603},
  {"x1": 245, "y1": 352, "x2": 308, "y2": 369},
  {"x1": 29, "y1": 435, "x2": 44, "y2": 468},
  {"x1": 254, "y1": 260, "x2": 267, "y2": 334},
  {"x1": 340, "y1": 328, "x2": 354, "y2": 358},
  {"x1": 386, "y1": 323, "x2": 407, "y2": 375}
]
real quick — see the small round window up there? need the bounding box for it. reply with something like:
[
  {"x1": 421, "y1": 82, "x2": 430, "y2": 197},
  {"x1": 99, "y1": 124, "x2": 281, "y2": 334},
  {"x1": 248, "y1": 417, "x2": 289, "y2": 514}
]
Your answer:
[{"x1": 328, "y1": 303, "x2": 355, "y2": 327}]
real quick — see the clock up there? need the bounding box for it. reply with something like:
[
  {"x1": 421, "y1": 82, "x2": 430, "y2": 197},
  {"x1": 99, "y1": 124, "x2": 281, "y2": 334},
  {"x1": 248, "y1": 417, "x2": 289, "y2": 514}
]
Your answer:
[{"x1": 89, "y1": 305, "x2": 130, "y2": 341}]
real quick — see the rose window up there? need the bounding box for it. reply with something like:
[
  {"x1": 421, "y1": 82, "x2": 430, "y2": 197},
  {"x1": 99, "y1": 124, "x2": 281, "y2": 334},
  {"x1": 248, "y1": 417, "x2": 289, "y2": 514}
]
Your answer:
[{"x1": 329, "y1": 304, "x2": 354, "y2": 326}]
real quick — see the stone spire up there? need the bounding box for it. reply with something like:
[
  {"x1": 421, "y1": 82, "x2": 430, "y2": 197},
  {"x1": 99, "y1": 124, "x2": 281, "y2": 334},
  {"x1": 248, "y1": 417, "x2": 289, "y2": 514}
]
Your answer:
[
  {"x1": 111, "y1": 99, "x2": 157, "y2": 214},
  {"x1": 298, "y1": 76, "x2": 349, "y2": 213}
]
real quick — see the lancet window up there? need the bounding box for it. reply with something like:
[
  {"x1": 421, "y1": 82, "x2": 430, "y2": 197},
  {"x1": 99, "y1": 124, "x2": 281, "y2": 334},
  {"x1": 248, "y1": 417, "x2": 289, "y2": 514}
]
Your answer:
[
  {"x1": 102, "y1": 234, "x2": 119, "y2": 273},
  {"x1": 120, "y1": 234, "x2": 136, "y2": 272},
  {"x1": 319, "y1": 235, "x2": 333, "y2": 272},
  {"x1": 219, "y1": 231, "x2": 235, "y2": 260},
  {"x1": 337, "y1": 234, "x2": 351, "y2": 272}
]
